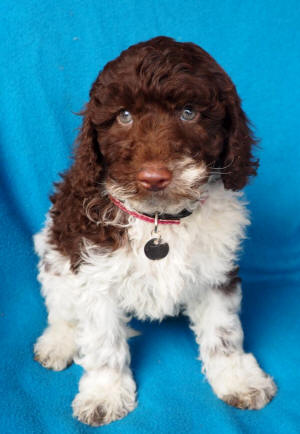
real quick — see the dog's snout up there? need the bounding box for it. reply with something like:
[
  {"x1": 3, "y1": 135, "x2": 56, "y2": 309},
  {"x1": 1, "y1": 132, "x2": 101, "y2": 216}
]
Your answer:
[{"x1": 137, "y1": 163, "x2": 172, "y2": 191}]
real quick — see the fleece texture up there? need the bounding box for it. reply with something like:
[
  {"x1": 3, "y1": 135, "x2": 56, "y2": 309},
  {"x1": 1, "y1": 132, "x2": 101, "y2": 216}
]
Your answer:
[{"x1": 1, "y1": 1, "x2": 300, "y2": 433}]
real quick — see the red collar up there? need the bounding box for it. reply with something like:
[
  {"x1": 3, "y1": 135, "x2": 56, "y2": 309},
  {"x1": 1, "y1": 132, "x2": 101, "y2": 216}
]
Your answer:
[{"x1": 109, "y1": 195, "x2": 207, "y2": 225}]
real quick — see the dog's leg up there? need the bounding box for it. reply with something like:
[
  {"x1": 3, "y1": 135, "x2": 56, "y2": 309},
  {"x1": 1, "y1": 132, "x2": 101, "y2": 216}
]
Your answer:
[
  {"x1": 72, "y1": 289, "x2": 136, "y2": 426},
  {"x1": 186, "y1": 277, "x2": 277, "y2": 409},
  {"x1": 34, "y1": 236, "x2": 77, "y2": 371}
]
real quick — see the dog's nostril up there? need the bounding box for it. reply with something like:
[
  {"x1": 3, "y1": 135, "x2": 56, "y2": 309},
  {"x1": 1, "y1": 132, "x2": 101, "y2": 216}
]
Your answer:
[{"x1": 137, "y1": 165, "x2": 172, "y2": 191}]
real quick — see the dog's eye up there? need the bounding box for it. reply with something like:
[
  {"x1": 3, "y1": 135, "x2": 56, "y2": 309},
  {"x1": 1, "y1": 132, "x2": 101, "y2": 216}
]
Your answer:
[
  {"x1": 180, "y1": 106, "x2": 197, "y2": 121},
  {"x1": 117, "y1": 110, "x2": 133, "y2": 125}
]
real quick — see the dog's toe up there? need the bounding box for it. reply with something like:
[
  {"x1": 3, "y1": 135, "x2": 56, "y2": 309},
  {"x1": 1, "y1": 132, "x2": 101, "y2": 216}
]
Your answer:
[
  {"x1": 34, "y1": 350, "x2": 72, "y2": 371},
  {"x1": 72, "y1": 397, "x2": 107, "y2": 426},
  {"x1": 72, "y1": 393, "x2": 136, "y2": 426},
  {"x1": 222, "y1": 377, "x2": 277, "y2": 410}
]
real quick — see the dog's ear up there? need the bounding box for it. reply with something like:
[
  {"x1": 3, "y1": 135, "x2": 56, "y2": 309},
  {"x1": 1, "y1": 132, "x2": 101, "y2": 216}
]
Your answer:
[
  {"x1": 219, "y1": 84, "x2": 259, "y2": 191},
  {"x1": 190, "y1": 43, "x2": 259, "y2": 191},
  {"x1": 71, "y1": 102, "x2": 104, "y2": 190}
]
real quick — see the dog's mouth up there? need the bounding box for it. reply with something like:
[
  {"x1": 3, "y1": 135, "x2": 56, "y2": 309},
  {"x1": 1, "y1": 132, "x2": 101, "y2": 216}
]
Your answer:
[{"x1": 105, "y1": 159, "x2": 209, "y2": 215}]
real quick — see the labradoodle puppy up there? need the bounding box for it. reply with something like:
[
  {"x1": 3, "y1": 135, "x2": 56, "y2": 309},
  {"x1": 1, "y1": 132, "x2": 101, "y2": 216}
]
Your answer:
[{"x1": 34, "y1": 36, "x2": 276, "y2": 426}]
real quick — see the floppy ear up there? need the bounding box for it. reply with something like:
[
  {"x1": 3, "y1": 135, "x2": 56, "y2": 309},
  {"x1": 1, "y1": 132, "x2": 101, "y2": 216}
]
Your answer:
[
  {"x1": 71, "y1": 103, "x2": 104, "y2": 190},
  {"x1": 50, "y1": 99, "x2": 104, "y2": 228},
  {"x1": 219, "y1": 85, "x2": 259, "y2": 191}
]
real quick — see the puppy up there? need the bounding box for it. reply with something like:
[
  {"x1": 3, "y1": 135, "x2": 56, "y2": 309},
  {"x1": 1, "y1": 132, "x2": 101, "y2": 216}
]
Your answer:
[{"x1": 34, "y1": 36, "x2": 276, "y2": 426}]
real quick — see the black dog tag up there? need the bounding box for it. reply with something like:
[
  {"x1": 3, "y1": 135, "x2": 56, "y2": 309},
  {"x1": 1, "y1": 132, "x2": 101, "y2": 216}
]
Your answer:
[{"x1": 144, "y1": 238, "x2": 169, "y2": 260}]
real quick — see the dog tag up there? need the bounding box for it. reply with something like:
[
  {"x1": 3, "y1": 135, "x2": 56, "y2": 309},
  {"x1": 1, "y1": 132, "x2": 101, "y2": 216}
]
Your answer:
[{"x1": 144, "y1": 238, "x2": 169, "y2": 260}]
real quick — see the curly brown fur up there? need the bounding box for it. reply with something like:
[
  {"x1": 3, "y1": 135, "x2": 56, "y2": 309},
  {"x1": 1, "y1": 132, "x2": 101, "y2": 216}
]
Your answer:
[{"x1": 49, "y1": 36, "x2": 258, "y2": 268}]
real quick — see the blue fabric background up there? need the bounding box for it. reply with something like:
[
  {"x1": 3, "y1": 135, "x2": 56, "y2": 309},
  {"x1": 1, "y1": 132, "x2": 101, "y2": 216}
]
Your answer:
[{"x1": 1, "y1": 1, "x2": 299, "y2": 433}]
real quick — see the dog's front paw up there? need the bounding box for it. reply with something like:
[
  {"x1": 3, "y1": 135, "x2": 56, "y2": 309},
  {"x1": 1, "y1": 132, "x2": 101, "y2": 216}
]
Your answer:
[
  {"x1": 72, "y1": 393, "x2": 135, "y2": 427},
  {"x1": 222, "y1": 377, "x2": 276, "y2": 410},
  {"x1": 207, "y1": 353, "x2": 277, "y2": 410},
  {"x1": 34, "y1": 323, "x2": 76, "y2": 371},
  {"x1": 72, "y1": 368, "x2": 137, "y2": 426}
]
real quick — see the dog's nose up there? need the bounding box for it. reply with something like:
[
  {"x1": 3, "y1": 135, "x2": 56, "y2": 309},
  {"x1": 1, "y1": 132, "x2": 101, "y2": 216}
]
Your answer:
[{"x1": 137, "y1": 164, "x2": 172, "y2": 191}]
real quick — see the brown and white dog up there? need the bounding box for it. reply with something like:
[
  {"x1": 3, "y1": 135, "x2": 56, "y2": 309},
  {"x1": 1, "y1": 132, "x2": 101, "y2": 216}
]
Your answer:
[{"x1": 34, "y1": 36, "x2": 276, "y2": 426}]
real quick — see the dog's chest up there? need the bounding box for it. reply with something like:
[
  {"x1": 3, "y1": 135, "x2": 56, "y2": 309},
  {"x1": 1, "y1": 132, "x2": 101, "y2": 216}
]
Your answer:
[
  {"x1": 113, "y1": 217, "x2": 202, "y2": 320},
  {"x1": 111, "y1": 190, "x2": 248, "y2": 320}
]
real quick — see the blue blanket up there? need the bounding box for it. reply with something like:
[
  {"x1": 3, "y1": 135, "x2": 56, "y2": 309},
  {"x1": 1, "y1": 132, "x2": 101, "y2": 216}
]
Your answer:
[{"x1": 1, "y1": 1, "x2": 300, "y2": 433}]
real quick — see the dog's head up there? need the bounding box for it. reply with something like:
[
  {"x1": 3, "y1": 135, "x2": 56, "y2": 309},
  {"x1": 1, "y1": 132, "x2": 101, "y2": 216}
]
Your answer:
[{"x1": 74, "y1": 36, "x2": 258, "y2": 214}]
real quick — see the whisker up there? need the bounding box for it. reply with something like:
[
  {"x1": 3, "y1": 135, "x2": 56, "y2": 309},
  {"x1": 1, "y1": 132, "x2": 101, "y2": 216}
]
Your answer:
[
  {"x1": 208, "y1": 171, "x2": 232, "y2": 176},
  {"x1": 206, "y1": 161, "x2": 216, "y2": 168},
  {"x1": 209, "y1": 158, "x2": 235, "y2": 171}
]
